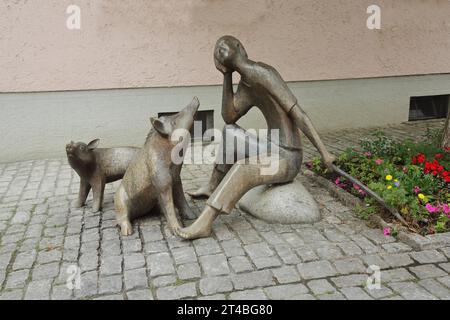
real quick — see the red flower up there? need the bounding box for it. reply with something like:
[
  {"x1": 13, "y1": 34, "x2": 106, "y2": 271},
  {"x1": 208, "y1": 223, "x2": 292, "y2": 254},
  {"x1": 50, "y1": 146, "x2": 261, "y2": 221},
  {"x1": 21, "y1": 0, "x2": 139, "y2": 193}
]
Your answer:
[
  {"x1": 435, "y1": 153, "x2": 444, "y2": 159},
  {"x1": 412, "y1": 153, "x2": 426, "y2": 165}
]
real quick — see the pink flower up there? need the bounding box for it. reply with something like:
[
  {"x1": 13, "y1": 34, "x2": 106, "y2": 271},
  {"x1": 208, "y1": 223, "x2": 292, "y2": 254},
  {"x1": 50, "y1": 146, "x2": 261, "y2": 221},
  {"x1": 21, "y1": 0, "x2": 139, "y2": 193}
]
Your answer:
[
  {"x1": 442, "y1": 204, "x2": 450, "y2": 215},
  {"x1": 364, "y1": 152, "x2": 372, "y2": 158},
  {"x1": 383, "y1": 227, "x2": 391, "y2": 236},
  {"x1": 375, "y1": 159, "x2": 383, "y2": 165},
  {"x1": 335, "y1": 178, "x2": 341, "y2": 185},
  {"x1": 413, "y1": 186, "x2": 421, "y2": 194},
  {"x1": 425, "y1": 203, "x2": 438, "y2": 213},
  {"x1": 402, "y1": 167, "x2": 408, "y2": 173},
  {"x1": 353, "y1": 183, "x2": 360, "y2": 190}
]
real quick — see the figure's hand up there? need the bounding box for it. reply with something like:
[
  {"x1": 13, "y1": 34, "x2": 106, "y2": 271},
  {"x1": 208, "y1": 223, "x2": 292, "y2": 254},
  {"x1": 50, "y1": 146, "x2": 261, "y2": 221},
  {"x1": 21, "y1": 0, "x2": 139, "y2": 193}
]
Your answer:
[
  {"x1": 323, "y1": 154, "x2": 336, "y2": 172},
  {"x1": 214, "y1": 57, "x2": 230, "y2": 74}
]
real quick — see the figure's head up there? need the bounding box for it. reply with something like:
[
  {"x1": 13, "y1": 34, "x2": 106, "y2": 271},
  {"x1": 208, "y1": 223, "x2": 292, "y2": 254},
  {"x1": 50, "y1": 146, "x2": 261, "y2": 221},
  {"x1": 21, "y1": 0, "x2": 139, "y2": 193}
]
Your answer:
[
  {"x1": 214, "y1": 35, "x2": 248, "y2": 72},
  {"x1": 150, "y1": 97, "x2": 200, "y2": 144},
  {"x1": 66, "y1": 139, "x2": 99, "y2": 166}
]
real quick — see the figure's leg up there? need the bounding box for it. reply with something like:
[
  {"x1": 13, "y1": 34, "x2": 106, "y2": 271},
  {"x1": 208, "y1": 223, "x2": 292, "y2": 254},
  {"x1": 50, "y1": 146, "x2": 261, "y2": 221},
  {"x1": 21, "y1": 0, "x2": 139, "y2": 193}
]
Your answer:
[
  {"x1": 76, "y1": 179, "x2": 91, "y2": 208},
  {"x1": 176, "y1": 155, "x2": 292, "y2": 240},
  {"x1": 188, "y1": 124, "x2": 258, "y2": 198},
  {"x1": 173, "y1": 179, "x2": 196, "y2": 220},
  {"x1": 114, "y1": 184, "x2": 133, "y2": 236},
  {"x1": 92, "y1": 177, "x2": 105, "y2": 212},
  {"x1": 159, "y1": 187, "x2": 183, "y2": 234}
]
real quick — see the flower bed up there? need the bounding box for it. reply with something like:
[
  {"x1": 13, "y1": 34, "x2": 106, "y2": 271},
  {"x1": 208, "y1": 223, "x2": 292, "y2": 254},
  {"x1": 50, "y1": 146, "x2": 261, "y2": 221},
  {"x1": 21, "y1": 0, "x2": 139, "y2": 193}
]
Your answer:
[{"x1": 307, "y1": 130, "x2": 449, "y2": 235}]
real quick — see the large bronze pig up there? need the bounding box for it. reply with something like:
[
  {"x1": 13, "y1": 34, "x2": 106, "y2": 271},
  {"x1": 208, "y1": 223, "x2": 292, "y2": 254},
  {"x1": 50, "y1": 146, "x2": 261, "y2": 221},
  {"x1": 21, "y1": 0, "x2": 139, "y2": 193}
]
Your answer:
[
  {"x1": 66, "y1": 139, "x2": 139, "y2": 212},
  {"x1": 114, "y1": 97, "x2": 199, "y2": 236}
]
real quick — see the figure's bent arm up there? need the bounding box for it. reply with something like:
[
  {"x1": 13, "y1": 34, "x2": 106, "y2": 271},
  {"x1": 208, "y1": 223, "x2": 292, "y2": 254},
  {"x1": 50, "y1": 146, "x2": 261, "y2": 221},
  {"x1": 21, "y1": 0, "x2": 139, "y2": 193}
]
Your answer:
[
  {"x1": 221, "y1": 73, "x2": 252, "y2": 124},
  {"x1": 289, "y1": 105, "x2": 335, "y2": 164}
]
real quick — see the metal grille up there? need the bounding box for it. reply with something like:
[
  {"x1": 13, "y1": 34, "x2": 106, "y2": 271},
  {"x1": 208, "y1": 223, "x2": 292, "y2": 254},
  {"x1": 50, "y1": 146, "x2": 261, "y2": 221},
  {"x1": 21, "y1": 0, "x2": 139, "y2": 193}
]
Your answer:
[{"x1": 409, "y1": 95, "x2": 449, "y2": 121}]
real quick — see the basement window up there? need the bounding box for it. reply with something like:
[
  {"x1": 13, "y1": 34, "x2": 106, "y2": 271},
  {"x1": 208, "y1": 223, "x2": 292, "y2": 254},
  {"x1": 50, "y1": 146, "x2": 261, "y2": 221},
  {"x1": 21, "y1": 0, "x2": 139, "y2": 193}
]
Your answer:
[
  {"x1": 409, "y1": 95, "x2": 449, "y2": 121},
  {"x1": 158, "y1": 110, "x2": 214, "y2": 141}
]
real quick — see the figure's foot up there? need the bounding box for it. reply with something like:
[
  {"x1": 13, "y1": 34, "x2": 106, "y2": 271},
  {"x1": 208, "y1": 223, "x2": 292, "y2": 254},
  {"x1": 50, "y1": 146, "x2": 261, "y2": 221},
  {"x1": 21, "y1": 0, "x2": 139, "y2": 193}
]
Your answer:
[
  {"x1": 186, "y1": 186, "x2": 213, "y2": 199},
  {"x1": 92, "y1": 204, "x2": 102, "y2": 212},
  {"x1": 119, "y1": 220, "x2": 133, "y2": 236},
  {"x1": 75, "y1": 201, "x2": 85, "y2": 208},
  {"x1": 174, "y1": 205, "x2": 218, "y2": 240}
]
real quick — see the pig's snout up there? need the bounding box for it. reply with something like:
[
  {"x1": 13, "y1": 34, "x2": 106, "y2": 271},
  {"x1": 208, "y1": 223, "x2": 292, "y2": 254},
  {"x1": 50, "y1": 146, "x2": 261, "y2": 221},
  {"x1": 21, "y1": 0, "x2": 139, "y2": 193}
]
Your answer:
[
  {"x1": 186, "y1": 96, "x2": 200, "y2": 115},
  {"x1": 66, "y1": 142, "x2": 75, "y2": 155}
]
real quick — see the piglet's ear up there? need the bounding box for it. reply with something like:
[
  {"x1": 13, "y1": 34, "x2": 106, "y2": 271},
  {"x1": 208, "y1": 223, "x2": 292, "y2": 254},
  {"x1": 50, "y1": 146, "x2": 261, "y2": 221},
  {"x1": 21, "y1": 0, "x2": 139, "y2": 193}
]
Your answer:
[
  {"x1": 150, "y1": 117, "x2": 169, "y2": 137},
  {"x1": 87, "y1": 139, "x2": 100, "y2": 150}
]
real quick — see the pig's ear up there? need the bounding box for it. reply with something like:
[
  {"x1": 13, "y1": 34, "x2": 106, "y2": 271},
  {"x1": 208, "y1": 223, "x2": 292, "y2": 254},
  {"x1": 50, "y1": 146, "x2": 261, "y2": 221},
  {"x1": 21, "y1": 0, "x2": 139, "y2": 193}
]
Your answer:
[
  {"x1": 87, "y1": 139, "x2": 100, "y2": 150},
  {"x1": 150, "y1": 117, "x2": 169, "y2": 137}
]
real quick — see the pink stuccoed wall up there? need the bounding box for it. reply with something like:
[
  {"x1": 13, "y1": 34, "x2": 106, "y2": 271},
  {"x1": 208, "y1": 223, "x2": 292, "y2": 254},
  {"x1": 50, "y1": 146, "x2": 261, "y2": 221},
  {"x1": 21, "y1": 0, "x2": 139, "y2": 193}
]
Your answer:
[{"x1": 1, "y1": 0, "x2": 450, "y2": 93}]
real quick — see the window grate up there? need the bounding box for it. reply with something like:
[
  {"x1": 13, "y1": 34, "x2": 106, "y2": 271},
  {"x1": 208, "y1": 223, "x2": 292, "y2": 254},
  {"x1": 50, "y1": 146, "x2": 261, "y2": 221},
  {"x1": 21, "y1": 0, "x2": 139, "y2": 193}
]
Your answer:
[{"x1": 409, "y1": 95, "x2": 449, "y2": 121}]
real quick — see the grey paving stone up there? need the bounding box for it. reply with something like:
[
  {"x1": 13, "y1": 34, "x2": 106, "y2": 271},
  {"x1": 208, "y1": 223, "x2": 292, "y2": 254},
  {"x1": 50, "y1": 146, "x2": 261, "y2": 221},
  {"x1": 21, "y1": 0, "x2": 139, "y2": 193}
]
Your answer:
[
  {"x1": 295, "y1": 246, "x2": 318, "y2": 262},
  {"x1": 193, "y1": 238, "x2": 222, "y2": 256},
  {"x1": 360, "y1": 254, "x2": 389, "y2": 270},
  {"x1": 440, "y1": 247, "x2": 450, "y2": 259},
  {"x1": 24, "y1": 279, "x2": 52, "y2": 300},
  {"x1": 145, "y1": 241, "x2": 169, "y2": 254},
  {"x1": 94, "y1": 294, "x2": 124, "y2": 300},
  {"x1": 100, "y1": 255, "x2": 122, "y2": 276},
  {"x1": 124, "y1": 253, "x2": 146, "y2": 270},
  {"x1": 281, "y1": 233, "x2": 305, "y2": 247},
  {"x1": 122, "y1": 239, "x2": 142, "y2": 253},
  {"x1": 253, "y1": 257, "x2": 282, "y2": 269},
  {"x1": 199, "y1": 276, "x2": 233, "y2": 295},
  {"x1": 177, "y1": 263, "x2": 201, "y2": 280},
  {"x1": 124, "y1": 268, "x2": 148, "y2": 290},
  {"x1": 409, "y1": 264, "x2": 447, "y2": 279},
  {"x1": 260, "y1": 231, "x2": 285, "y2": 245},
  {"x1": 229, "y1": 289, "x2": 267, "y2": 300},
  {"x1": 147, "y1": 253, "x2": 175, "y2": 277},
  {"x1": 388, "y1": 281, "x2": 438, "y2": 300},
  {"x1": 13, "y1": 251, "x2": 37, "y2": 270},
  {"x1": 337, "y1": 241, "x2": 363, "y2": 256},
  {"x1": 364, "y1": 229, "x2": 396, "y2": 245},
  {"x1": 323, "y1": 228, "x2": 349, "y2": 242},
  {"x1": 331, "y1": 274, "x2": 368, "y2": 288},
  {"x1": 244, "y1": 243, "x2": 274, "y2": 260},
  {"x1": 382, "y1": 242, "x2": 413, "y2": 253},
  {"x1": 127, "y1": 289, "x2": 154, "y2": 300},
  {"x1": 318, "y1": 292, "x2": 346, "y2": 300},
  {"x1": 297, "y1": 228, "x2": 327, "y2": 243},
  {"x1": 297, "y1": 260, "x2": 337, "y2": 279},
  {"x1": 382, "y1": 253, "x2": 414, "y2": 268},
  {"x1": 221, "y1": 239, "x2": 245, "y2": 257},
  {"x1": 272, "y1": 266, "x2": 301, "y2": 284},
  {"x1": 340, "y1": 287, "x2": 373, "y2": 300},
  {"x1": 436, "y1": 276, "x2": 450, "y2": 289},
  {"x1": 156, "y1": 282, "x2": 197, "y2": 300},
  {"x1": 333, "y1": 258, "x2": 366, "y2": 274},
  {"x1": 151, "y1": 275, "x2": 177, "y2": 288},
  {"x1": 307, "y1": 279, "x2": 336, "y2": 295},
  {"x1": 198, "y1": 294, "x2": 226, "y2": 300},
  {"x1": 381, "y1": 268, "x2": 416, "y2": 283},
  {"x1": 418, "y1": 278, "x2": 450, "y2": 299},
  {"x1": 171, "y1": 246, "x2": 197, "y2": 265},
  {"x1": 0, "y1": 289, "x2": 24, "y2": 300},
  {"x1": 51, "y1": 284, "x2": 73, "y2": 300},
  {"x1": 79, "y1": 253, "x2": 99, "y2": 272},
  {"x1": 229, "y1": 256, "x2": 253, "y2": 274},
  {"x1": 32, "y1": 262, "x2": 59, "y2": 281},
  {"x1": 264, "y1": 284, "x2": 309, "y2": 300},
  {"x1": 410, "y1": 250, "x2": 447, "y2": 264},
  {"x1": 199, "y1": 254, "x2": 229, "y2": 276},
  {"x1": 37, "y1": 249, "x2": 62, "y2": 264},
  {"x1": 231, "y1": 270, "x2": 275, "y2": 290},
  {"x1": 364, "y1": 286, "x2": 394, "y2": 299},
  {"x1": 349, "y1": 234, "x2": 379, "y2": 254},
  {"x1": 99, "y1": 275, "x2": 123, "y2": 295},
  {"x1": 77, "y1": 270, "x2": 98, "y2": 298},
  {"x1": 439, "y1": 262, "x2": 450, "y2": 273},
  {"x1": 274, "y1": 244, "x2": 301, "y2": 265}
]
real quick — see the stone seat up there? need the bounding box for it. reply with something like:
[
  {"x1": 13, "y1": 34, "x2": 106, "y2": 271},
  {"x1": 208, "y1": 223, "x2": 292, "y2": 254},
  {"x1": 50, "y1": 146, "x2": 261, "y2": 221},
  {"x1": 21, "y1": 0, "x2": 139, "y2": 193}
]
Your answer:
[{"x1": 238, "y1": 178, "x2": 321, "y2": 224}]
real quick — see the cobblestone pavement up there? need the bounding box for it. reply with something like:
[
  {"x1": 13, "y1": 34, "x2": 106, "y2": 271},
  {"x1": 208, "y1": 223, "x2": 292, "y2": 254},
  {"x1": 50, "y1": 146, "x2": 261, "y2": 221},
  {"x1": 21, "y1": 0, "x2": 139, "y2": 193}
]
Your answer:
[{"x1": 0, "y1": 119, "x2": 449, "y2": 300}]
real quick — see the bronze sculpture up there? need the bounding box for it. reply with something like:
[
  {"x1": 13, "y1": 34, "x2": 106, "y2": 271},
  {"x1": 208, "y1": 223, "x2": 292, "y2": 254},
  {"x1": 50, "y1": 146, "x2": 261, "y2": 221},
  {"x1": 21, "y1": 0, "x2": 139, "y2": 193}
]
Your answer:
[
  {"x1": 66, "y1": 139, "x2": 139, "y2": 212},
  {"x1": 175, "y1": 35, "x2": 335, "y2": 240},
  {"x1": 114, "y1": 97, "x2": 199, "y2": 236}
]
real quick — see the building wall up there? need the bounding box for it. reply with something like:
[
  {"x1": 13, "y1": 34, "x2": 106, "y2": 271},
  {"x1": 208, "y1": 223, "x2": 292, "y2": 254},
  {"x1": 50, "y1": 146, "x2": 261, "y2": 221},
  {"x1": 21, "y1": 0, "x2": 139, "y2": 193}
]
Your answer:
[
  {"x1": 1, "y1": 74, "x2": 449, "y2": 163},
  {"x1": 1, "y1": 0, "x2": 450, "y2": 92}
]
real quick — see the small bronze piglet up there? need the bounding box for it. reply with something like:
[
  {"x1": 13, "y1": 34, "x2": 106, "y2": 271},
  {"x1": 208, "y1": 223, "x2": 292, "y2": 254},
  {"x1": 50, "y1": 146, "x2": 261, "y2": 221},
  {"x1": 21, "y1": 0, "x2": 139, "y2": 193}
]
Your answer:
[{"x1": 66, "y1": 139, "x2": 139, "y2": 212}]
